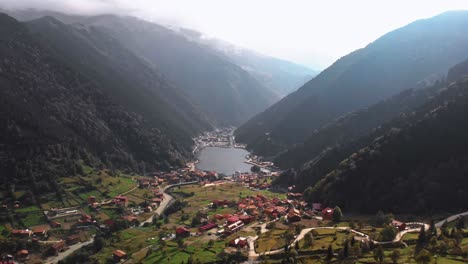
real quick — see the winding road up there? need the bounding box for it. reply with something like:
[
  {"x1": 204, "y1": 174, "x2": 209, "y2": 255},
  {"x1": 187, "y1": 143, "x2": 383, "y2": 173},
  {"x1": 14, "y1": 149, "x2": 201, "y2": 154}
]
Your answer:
[
  {"x1": 244, "y1": 210, "x2": 468, "y2": 262},
  {"x1": 45, "y1": 236, "x2": 95, "y2": 264},
  {"x1": 139, "y1": 181, "x2": 198, "y2": 226},
  {"x1": 246, "y1": 223, "x2": 430, "y2": 261}
]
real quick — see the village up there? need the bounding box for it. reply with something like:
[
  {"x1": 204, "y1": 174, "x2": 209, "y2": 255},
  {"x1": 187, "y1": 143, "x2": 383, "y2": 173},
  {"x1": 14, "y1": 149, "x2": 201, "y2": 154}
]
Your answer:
[
  {"x1": 2, "y1": 160, "x2": 466, "y2": 264},
  {"x1": 0, "y1": 130, "x2": 466, "y2": 264}
]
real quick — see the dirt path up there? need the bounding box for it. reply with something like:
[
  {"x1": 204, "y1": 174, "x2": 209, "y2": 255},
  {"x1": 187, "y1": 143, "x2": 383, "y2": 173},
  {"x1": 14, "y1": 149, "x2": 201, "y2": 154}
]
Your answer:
[
  {"x1": 246, "y1": 223, "x2": 429, "y2": 261},
  {"x1": 436, "y1": 211, "x2": 468, "y2": 227},
  {"x1": 44, "y1": 236, "x2": 95, "y2": 264}
]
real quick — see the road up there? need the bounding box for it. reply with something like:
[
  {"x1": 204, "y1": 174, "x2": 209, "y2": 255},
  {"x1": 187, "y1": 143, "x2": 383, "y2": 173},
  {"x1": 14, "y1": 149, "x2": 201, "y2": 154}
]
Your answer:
[
  {"x1": 246, "y1": 223, "x2": 429, "y2": 261},
  {"x1": 45, "y1": 236, "x2": 94, "y2": 264},
  {"x1": 436, "y1": 211, "x2": 468, "y2": 227},
  {"x1": 139, "y1": 181, "x2": 198, "y2": 226}
]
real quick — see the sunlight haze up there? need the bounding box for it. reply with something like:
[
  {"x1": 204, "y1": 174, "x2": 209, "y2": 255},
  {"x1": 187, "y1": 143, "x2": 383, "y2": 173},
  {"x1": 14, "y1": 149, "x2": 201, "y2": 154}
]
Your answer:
[{"x1": 3, "y1": 0, "x2": 468, "y2": 69}]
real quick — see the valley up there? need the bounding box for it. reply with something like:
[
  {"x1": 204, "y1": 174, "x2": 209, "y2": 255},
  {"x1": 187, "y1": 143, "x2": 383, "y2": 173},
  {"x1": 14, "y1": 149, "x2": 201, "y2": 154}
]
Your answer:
[{"x1": 0, "y1": 4, "x2": 467, "y2": 264}]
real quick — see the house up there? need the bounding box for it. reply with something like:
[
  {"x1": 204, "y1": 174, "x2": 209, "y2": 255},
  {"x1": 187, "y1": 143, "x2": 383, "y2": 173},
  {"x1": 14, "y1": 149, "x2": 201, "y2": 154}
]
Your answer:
[
  {"x1": 391, "y1": 220, "x2": 407, "y2": 231},
  {"x1": 322, "y1": 207, "x2": 334, "y2": 220},
  {"x1": 11, "y1": 230, "x2": 32, "y2": 238},
  {"x1": 49, "y1": 241, "x2": 66, "y2": 256},
  {"x1": 122, "y1": 215, "x2": 139, "y2": 226},
  {"x1": 287, "y1": 208, "x2": 302, "y2": 223},
  {"x1": 87, "y1": 196, "x2": 96, "y2": 204},
  {"x1": 239, "y1": 215, "x2": 254, "y2": 224},
  {"x1": 16, "y1": 250, "x2": 28, "y2": 260},
  {"x1": 138, "y1": 179, "x2": 150, "y2": 188},
  {"x1": 50, "y1": 221, "x2": 62, "y2": 228},
  {"x1": 312, "y1": 203, "x2": 322, "y2": 212},
  {"x1": 32, "y1": 228, "x2": 48, "y2": 239},
  {"x1": 1, "y1": 254, "x2": 13, "y2": 262},
  {"x1": 287, "y1": 193, "x2": 303, "y2": 200},
  {"x1": 66, "y1": 234, "x2": 81, "y2": 245},
  {"x1": 113, "y1": 196, "x2": 128, "y2": 206},
  {"x1": 229, "y1": 237, "x2": 248, "y2": 248},
  {"x1": 113, "y1": 250, "x2": 127, "y2": 262},
  {"x1": 226, "y1": 216, "x2": 240, "y2": 225},
  {"x1": 199, "y1": 222, "x2": 217, "y2": 232},
  {"x1": 175, "y1": 227, "x2": 190, "y2": 238},
  {"x1": 225, "y1": 220, "x2": 244, "y2": 235},
  {"x1": 78, "y1": 214, "x2": 94, "y2": 225}
]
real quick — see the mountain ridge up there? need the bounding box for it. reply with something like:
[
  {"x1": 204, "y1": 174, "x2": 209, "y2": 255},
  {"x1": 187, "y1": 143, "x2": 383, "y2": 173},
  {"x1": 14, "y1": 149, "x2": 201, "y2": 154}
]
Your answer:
[{"x1": 235, "y1": 11, "x2": 468, "y2": 155}]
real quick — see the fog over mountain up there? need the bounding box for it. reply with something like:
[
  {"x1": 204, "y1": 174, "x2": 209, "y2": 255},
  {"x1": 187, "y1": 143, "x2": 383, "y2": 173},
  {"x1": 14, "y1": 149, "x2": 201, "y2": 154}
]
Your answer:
[
  {"x1": 3, "y1": 0, "x2": 468, "y2": 69},
  {"x1": 1, "y1": 2, "x2": 468, "y2": 264}
]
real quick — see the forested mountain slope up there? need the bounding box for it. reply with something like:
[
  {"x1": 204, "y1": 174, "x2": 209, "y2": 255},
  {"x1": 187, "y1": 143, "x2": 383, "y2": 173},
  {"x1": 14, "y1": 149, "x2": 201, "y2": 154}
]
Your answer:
[
  {"x1": 5, "y1": 9, "x2": 283, "y2": 126},
  {"x1": 235, "y1": 11, "x2": 468, "y2": 155},
  {"x1": 274, "y1": 82, "x2": 445, "y2": 170},
  {"x1": 0, "y1": 14, "x2": 207, "y2": 195},
  {"x1": 179, "y1": 31, "x2": 316, "y2": 97},
  {"x1": 75, "y1": 15, "x2": 278, "y2": 126},
  {"x1": 303, "y1": 77, "x2": 468, "y2": 214}
]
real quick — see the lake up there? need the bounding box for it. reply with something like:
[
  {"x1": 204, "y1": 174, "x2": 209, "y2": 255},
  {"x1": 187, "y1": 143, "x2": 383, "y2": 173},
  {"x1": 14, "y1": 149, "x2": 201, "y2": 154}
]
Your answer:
[{"x1": 196, "y1": 147, "x2": 252, "y2": 175}]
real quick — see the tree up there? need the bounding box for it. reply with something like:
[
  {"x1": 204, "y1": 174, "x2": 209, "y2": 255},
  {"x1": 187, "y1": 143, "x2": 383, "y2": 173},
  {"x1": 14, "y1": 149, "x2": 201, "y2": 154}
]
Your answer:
[
  {"x1": 177, "y1": 239, "x2": 185, "y2": 249},
  {"x1": 92, "y1": 233, "x2": 105, "y2": 252},
  {"x1": 332, "y1": 206, "x2": 343, "y2": 222},
  {"x1": 429, "y1": 219, "x2": 436, "y2": 236},
  {"x1": 456, "y1": 216, "x2": 465, "y2": 230},
  {"x1": 375, "y1": 210, "x2": 386, "y2": 227},
  {"x1": 414, "y1": 249, "x2": 432, "y2": 264},
  {"x1": 343, "y1": 241, "x2": 349, "y2": 259},
  {"x1": 390, "y1": 249, "x2": 401, "y2": 264},
  {"x1": 251, "y1": 165, "x2": 261, "y2": 173},
  {"x1": 207, "y1": 239, "x2": 214, "y2": 248},
  {"x1": 417, "y1": 226, "x2": 427, "y2": 246},
  {"x1": 303, "y1": 233, "x2": 313, "y2": 248},
  {"x1": 373, "y1": 245, "x2": 384, "y2": 264},
  {"x1": 326, "y1": 245, "x2": 334, "y2": 260},
  {"x1": 380, "y1": 226, "x2": 398, "y2": 241}
]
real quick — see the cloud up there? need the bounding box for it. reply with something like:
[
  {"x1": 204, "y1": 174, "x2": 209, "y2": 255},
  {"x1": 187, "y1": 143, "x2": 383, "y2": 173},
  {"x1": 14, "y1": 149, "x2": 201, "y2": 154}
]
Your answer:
[{"x1": 2, "y1": 0, "x2": 468, "y2": 69}]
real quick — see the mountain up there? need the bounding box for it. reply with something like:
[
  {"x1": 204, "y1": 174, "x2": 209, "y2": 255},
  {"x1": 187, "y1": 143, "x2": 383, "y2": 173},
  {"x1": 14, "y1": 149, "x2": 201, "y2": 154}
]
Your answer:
[
  {"x1": 3, "y1": 9, "x2": 282, "y2": 126},
  {"x1": 177, "y1": 30, "x2": 317, "y2": 97},
  {"x1": 273, "y1": 82, "x2": 445, "y2": 170},
  {"x1": 77, "y1": 15, "x2": 281, "y2": 126},
  {"x1": 303, "y1": 75, "x2": 468, "y2": 214},
  {"x1": 235, "y1": 11, "x2": 468, "y2": 155},
  {"x1": 0, "y1": 14, "x2": 210, "y2": 194},
  {"x1": 274, "y1": 57, "x2": 468, "y2": 205}
]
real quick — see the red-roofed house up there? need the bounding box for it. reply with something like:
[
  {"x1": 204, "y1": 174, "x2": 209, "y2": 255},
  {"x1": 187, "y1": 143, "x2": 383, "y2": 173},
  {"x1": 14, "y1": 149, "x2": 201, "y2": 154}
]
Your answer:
[
  {"x1": 239, "y1": 215, "x2": 254, "y2": 224},
  {"x1": 226, "y1": 216, "x2": 240, "y2": 224},
  {"x1": 11, "y1": 230, "x2": 32, "y2": 238},
  {"x1": 113, "y1": 196, "x2": 128, "y2": 206},
  {"x1": 287, "y1": 208, "x2": 302, "y2": 222},
  {"x1": 176, "y1": 227, "x2": 190, "y2": 238},
  {"x1": 49, "y1": 240, "x2": 65, "y2": 256},
  {"x1": 32, "y1": 228, "x2": 48, "y2": 239},
  {"x1": 113, "y1": 250, "x2": 127, "y2": 262},
  {"x1": 391, "y1": 220, "x2": 407, "y2": 231},
  {"x1": 199, "y1": 222, "x2": 217, "y2": 232},
  {"x1": 322, "y1": 207, "x2": 334, "y2": 220},
  {"x1": 16, "y1": 250, "x2": 28, "y2": 260},
  {"x1": 312, "y1": 203, "x2": 322, "y2": 211},
  {"x1": 229, "y1": 237, "x2": 248, "y2": 248}
]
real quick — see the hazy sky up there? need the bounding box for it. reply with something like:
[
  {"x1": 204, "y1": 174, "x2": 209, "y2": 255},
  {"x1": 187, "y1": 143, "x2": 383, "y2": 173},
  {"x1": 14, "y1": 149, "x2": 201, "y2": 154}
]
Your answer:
[{"x1": 3, "y1": 0, "x2": 468, "y2": 69}]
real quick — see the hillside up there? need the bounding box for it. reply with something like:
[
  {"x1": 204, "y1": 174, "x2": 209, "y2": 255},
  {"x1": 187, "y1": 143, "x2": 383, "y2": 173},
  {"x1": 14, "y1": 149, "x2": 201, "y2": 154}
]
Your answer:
[
  {"x1": 235, "y1": 11, "x2": 468, "y2": 155},
  {"x1": 79, "y1": 15, "x2": 280, "y2": 126},
  {"x1": 4, "y1": 9, "x2": 283, "y2": 126},
  {"x1": 0, "y1": 14, "x2": 209, "y2": 196},
  {"x1": 179, "y1": 31, "x2": 316, "y2": 97},
  {"x1": 303, "y1": 76, "x2": 468, "y2": 214},
  {"x1": 274, "y1": 82, "x2": 445, "y2": 170}
]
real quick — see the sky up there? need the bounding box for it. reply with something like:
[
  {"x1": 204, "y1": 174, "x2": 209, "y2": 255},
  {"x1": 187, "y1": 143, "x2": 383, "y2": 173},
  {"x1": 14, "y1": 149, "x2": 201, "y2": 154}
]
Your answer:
[{"x1": 2, "y1": 0, "x2": 468, "y2": 70}]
